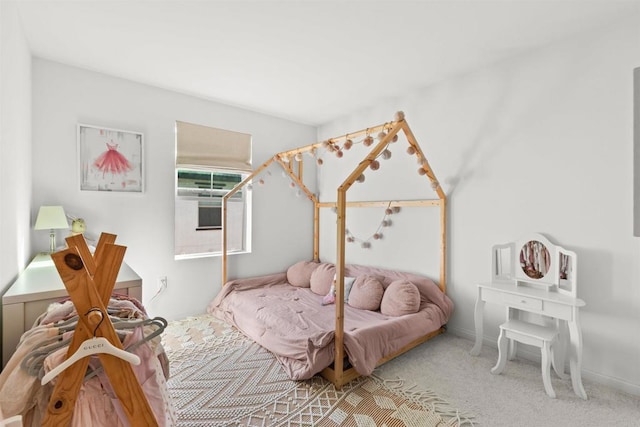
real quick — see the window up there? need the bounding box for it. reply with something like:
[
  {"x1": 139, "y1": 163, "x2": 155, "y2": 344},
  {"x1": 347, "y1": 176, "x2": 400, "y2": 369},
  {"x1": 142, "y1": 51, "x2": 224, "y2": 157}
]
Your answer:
[{"x1": 174, "y1": 122, "x2": 252, "y2": 259}]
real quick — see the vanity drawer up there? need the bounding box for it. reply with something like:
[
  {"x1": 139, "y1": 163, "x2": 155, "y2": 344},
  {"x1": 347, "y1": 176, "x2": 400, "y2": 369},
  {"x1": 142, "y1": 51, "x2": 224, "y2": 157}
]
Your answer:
[{"x1": 501, "y1": 293, "x2": 542, "y2": 311}]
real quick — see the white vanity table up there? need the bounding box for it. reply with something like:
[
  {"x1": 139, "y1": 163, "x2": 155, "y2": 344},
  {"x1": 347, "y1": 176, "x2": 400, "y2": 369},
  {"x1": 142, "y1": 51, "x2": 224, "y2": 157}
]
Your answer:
[
  {"x1": 470, "y1": 233, "x2": 588, "y2": 400},
  {"x1": 2, "y1": 253, "x2": 142, "y2": 367}
]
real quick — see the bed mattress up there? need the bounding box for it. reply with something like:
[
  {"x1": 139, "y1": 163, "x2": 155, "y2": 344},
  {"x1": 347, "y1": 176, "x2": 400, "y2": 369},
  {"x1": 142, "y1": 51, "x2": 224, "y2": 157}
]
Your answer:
[{"x1": 208, "y1": 265, "x2": 453, "y2": 380}]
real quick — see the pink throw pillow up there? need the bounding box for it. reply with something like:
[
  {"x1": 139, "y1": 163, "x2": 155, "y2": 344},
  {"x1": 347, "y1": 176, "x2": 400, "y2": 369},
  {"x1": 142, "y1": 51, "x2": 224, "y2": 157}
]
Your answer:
[
  {"x1": 348, "y1": 275, "x2": 384, "y2": 311},
  {"x1": 380, "y1": 280, "x2": 421, "y2": 316},
  {"x1": 287, "y1": 260, "x2": 320, "y2": 288},
  {"x1": 310, "y1": 263, "x2": 336, "y2": 295}
]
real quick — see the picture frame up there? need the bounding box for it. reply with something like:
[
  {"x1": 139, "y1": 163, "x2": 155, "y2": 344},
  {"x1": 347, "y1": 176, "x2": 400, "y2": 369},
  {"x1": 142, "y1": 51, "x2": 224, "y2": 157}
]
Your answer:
[{"x1": 78, "y1": 124, "x2": 144, "y2": 192}]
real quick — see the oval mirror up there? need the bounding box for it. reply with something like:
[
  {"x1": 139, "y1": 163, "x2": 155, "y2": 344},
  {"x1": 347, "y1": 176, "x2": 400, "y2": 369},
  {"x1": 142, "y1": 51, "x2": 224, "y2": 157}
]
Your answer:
[{"x1": 519, "y1": 240, "x2": 550, "y2": 279}]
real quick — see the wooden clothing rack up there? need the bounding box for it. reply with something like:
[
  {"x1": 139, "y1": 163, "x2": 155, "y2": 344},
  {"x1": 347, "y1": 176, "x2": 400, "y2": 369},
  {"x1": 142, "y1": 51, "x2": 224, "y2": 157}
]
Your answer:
[
  {"x1": 42, "y1": 233, "x2": 157, "y2": 426},
  {"x1": 221, "y1": 112, "x2": 447, "y2": 389}
]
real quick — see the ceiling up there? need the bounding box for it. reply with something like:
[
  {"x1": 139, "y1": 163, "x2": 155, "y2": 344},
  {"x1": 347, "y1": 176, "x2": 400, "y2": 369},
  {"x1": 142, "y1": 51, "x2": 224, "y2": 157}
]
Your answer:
[{"x1": 14, "y1": 0, "x2": 640, "y2": 126}]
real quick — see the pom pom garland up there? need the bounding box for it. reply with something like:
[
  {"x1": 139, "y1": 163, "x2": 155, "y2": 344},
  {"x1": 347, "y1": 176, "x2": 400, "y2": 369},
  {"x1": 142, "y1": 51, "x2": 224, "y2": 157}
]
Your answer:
[
  {"x1": 406, "y1": 146, "x2": 416, "y2": 155},
  {"x1": 317, "y1": 158, "x2": 324, "y2": 166},
  {"x1": 377, "y1": 131, "x2": 387, "y2": 140},
  {"x1": 363, "y1": 136, "x2": 374, "y2": 147},
  {"x1": 418, "y1": 167, "x2": 427, "y2": 175},
  {"x1": 381, "y1": 149, "x2": 392, "y2": 160},
  {"x1": 392, "y1": 206, "x2": 401, "y2": 214},
  {"x1": 258, "y1": 178, "x2": 265, "y2": 185},
  {"x1": 343, "y1": 139, "x2": 353, "y2": 150},
  {"x1": 391, "y1": 134, "x2": 398, "y2": 143},
  {"x1": 357, "y1": 174, "x2": 366, "y2": 183},
  {"x1": 344, "y1": 202, "x2": 399, "y2": 250},
  {"x1": 335, "y1": 150, "x2": 344, "y2": 158},
  {"x1": 394, "y1": 111, "x2": 405, "y2": 121},
  {"x1": 370, "y1": 160, "x2": 380, "y2": 171}
]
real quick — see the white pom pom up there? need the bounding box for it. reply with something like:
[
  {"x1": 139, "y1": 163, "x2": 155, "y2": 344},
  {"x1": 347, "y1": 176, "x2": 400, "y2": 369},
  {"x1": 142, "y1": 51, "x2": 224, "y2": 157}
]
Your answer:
[{"x1": 382, "y1": 149, "x2": 392, "y2": 160}]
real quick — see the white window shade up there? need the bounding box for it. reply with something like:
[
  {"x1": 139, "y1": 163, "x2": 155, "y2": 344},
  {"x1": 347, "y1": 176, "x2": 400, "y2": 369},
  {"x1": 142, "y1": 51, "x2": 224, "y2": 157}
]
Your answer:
[{"x1": 176, "y1": 121, "x2": 252, "y2": 172}]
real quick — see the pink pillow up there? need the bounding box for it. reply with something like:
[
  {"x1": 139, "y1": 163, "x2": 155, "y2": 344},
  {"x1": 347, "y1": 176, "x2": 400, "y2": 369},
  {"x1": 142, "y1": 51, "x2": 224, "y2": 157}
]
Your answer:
[
  {"x1": 310, "y1": 263, "x2": 336, "y2": 295},
  {"x1": 348, "y1": 275, "x2": 384, "y2": 311},
  {"x1": 380, "y1": 280, "x2": 421, "y2": 316},
  {"x1": 287, "y1": 260, "x2": 320, "y2": 288}
]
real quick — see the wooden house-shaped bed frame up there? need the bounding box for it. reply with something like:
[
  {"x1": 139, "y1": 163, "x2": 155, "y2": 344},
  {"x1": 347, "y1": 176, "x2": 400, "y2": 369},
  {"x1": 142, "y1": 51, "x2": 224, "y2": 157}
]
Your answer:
[{"x1": 221, "y1": 112, "x2": 447, "y2": 389}]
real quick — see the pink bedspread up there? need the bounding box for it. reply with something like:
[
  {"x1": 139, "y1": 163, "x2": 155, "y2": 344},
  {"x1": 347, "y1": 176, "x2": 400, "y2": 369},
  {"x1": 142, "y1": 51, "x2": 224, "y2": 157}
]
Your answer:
[{"x1": 207, "y1": 265, "x2": 453, "y2": 380}]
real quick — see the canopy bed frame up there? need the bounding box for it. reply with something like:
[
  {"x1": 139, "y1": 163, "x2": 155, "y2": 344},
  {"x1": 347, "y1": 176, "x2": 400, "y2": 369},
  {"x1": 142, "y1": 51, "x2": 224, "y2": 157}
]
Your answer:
[{"x1": 220, "y1": 112, "x2": 447, "y2": 389}]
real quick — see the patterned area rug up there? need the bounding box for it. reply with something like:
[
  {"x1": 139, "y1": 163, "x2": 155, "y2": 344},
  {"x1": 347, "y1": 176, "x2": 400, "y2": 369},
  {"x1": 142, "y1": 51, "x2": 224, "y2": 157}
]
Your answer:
[{"x1": 162, "y1": 314, "x2": 473, "y2": 427}]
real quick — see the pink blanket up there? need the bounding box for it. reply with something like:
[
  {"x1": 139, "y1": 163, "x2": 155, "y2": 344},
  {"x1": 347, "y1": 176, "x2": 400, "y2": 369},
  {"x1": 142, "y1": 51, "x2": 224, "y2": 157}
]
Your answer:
[{"x1": 207, "y1": 265, "x2": 453, "y2": 380}]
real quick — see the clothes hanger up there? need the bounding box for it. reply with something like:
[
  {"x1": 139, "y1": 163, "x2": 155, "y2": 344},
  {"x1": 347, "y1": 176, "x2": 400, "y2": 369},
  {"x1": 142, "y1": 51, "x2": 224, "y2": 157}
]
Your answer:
[
  {"x1": 40, "y1": 308, "x2": 141, "y2": 386},
  {"x1": 22, "y1": 317, "x2": 164, "y2": 378}
]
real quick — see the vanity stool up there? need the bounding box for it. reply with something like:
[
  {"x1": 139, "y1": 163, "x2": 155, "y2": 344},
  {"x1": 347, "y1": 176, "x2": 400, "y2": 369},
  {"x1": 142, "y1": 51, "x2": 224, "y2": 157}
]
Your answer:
[{"x1": 491, "y1": 319, "x2": 559, "y2": 398}]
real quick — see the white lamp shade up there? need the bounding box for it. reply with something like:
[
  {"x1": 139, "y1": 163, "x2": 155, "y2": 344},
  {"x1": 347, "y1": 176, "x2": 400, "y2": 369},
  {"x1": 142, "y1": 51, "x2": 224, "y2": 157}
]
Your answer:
[{"x1": 34, "y1": 206, "x2": 68, "y2": 230}]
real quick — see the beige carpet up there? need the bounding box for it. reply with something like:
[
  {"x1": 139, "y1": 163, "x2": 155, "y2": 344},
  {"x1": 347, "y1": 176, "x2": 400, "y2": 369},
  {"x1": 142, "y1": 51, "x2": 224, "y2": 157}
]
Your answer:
[{"x1": 162, "y1": 314, "x2": 473, "y2": 427}]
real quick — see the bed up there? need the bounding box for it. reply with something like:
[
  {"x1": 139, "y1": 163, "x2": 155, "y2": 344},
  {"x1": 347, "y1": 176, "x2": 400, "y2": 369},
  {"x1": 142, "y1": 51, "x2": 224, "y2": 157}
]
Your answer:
[
  {"x1": 208, "y1": 262, "x2": 453, "y2": 381},
  {"x1": 215, "y1": 112, "x2": 450, "y2": 388}
]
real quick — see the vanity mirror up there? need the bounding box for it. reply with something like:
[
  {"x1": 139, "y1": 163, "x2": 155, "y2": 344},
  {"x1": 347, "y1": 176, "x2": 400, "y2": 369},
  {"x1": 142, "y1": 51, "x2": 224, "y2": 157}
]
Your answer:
[{"x1": 491, "y1": 233, "x2": 577, "y2": 297}]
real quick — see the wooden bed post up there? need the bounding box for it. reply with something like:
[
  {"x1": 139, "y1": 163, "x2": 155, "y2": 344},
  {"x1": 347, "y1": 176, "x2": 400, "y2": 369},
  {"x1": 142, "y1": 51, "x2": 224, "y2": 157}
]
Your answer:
[
  {"x1": 314, "y1": 201, "x2": 320, "y2": 261},
  {"x1": 440, "y1": 197, "x2": 447, "y2": 293},
  {"x1": 334, "y1": 189, "x2": 347, "y2": 388}
]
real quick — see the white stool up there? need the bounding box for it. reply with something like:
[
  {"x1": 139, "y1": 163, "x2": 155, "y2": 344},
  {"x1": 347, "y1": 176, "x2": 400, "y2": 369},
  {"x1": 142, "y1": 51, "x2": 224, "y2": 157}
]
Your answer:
[{"x1": 491, "y1": 319, "x2": 562, "y2": 398}]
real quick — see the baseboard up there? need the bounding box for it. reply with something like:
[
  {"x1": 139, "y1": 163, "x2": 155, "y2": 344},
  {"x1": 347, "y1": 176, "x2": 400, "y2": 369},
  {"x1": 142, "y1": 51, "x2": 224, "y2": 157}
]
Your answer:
[{"x1": 447, "y1": 326, "x2": 640, "y2": 397}]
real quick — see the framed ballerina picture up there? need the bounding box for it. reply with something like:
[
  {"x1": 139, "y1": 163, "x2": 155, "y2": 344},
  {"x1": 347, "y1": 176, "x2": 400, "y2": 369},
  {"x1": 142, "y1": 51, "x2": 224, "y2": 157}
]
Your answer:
[{"x1": 78, "y1": 124, "x2": 144, "y2": 192}]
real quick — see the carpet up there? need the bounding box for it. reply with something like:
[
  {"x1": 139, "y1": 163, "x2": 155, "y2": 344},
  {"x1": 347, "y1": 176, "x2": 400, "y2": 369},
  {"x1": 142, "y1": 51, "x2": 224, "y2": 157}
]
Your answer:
[{"x1": 162, "y1": 314, "x2": 473, "y2": 427}]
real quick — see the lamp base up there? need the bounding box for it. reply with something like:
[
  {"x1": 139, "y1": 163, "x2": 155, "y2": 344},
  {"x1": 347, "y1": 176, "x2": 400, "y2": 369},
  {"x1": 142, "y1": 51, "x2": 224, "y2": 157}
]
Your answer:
[{"x1": 49, "y1": 230, "x2": 56, "y2": 253}]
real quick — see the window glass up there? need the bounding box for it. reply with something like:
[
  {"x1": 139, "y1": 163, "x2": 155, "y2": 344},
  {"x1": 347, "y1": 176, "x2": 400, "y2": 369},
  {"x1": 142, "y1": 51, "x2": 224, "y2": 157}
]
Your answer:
[{"x1": 175, "y1": 168, "x2": 250, "y2": 258}]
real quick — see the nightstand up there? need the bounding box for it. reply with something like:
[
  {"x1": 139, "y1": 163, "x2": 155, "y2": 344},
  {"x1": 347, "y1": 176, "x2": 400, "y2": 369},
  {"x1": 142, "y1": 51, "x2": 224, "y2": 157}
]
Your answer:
[{"x1": 2, "y1": 253, "x2": 142, "y2": 367}]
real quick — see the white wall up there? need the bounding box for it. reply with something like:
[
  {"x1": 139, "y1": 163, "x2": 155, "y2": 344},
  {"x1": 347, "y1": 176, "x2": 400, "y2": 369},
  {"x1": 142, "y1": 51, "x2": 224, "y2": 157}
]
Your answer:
[
  {"x1": 318, "y1": 19, "x2": 640, "y2": 394},
  {"x1": 31, "y1": 59, "x2": 317, "y2": 321},
  {"x1": 0, "y1": 2, "x2": 32, "y2": 291}
]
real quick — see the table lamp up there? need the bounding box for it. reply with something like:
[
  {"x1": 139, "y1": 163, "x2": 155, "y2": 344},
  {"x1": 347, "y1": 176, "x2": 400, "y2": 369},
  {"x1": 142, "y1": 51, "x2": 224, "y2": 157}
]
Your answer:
[{"x1": 34, "y1": 205, "x2": 69, "y2": 253}]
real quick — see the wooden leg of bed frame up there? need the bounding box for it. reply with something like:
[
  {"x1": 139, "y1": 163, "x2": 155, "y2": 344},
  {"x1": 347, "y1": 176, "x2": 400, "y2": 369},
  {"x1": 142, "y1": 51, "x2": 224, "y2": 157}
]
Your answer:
[{"x1": 320, "y1": 327, "x2": 446, "y2": 389}]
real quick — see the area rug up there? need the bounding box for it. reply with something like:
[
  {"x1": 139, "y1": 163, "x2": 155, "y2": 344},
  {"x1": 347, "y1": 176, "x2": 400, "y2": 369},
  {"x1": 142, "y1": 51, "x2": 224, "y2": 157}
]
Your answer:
[{"x1": 162, "y1": 314, "x2": 473, "y2": 427}]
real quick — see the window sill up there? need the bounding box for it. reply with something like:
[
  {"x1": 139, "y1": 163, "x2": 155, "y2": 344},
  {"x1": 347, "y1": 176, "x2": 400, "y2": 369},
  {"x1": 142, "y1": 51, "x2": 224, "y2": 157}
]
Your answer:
[{"x1": 174, "y1": 249, "x2": 250, "y2": 261}]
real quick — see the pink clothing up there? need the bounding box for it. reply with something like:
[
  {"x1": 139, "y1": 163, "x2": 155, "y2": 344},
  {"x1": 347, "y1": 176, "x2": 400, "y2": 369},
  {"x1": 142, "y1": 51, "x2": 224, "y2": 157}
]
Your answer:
[
  {"x1": 0, "y1": 297, "x2": 174, "y2": 426},
  {"x1": 93, "y1": 142, "x2": 132, "y2": 176}
]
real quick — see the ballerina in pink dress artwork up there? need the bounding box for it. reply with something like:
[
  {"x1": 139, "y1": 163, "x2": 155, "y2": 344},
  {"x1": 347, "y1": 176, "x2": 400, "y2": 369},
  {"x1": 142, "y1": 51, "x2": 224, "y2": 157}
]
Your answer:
[{"x1": 93, "y1": 140, "x2": 132, "y2": 177}]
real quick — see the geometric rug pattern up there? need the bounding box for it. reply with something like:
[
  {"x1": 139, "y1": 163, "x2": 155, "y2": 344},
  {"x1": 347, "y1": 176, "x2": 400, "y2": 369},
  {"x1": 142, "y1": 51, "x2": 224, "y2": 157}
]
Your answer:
[{"x1": 163, "y1": 314, "x2": 472, "y2": 427}]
